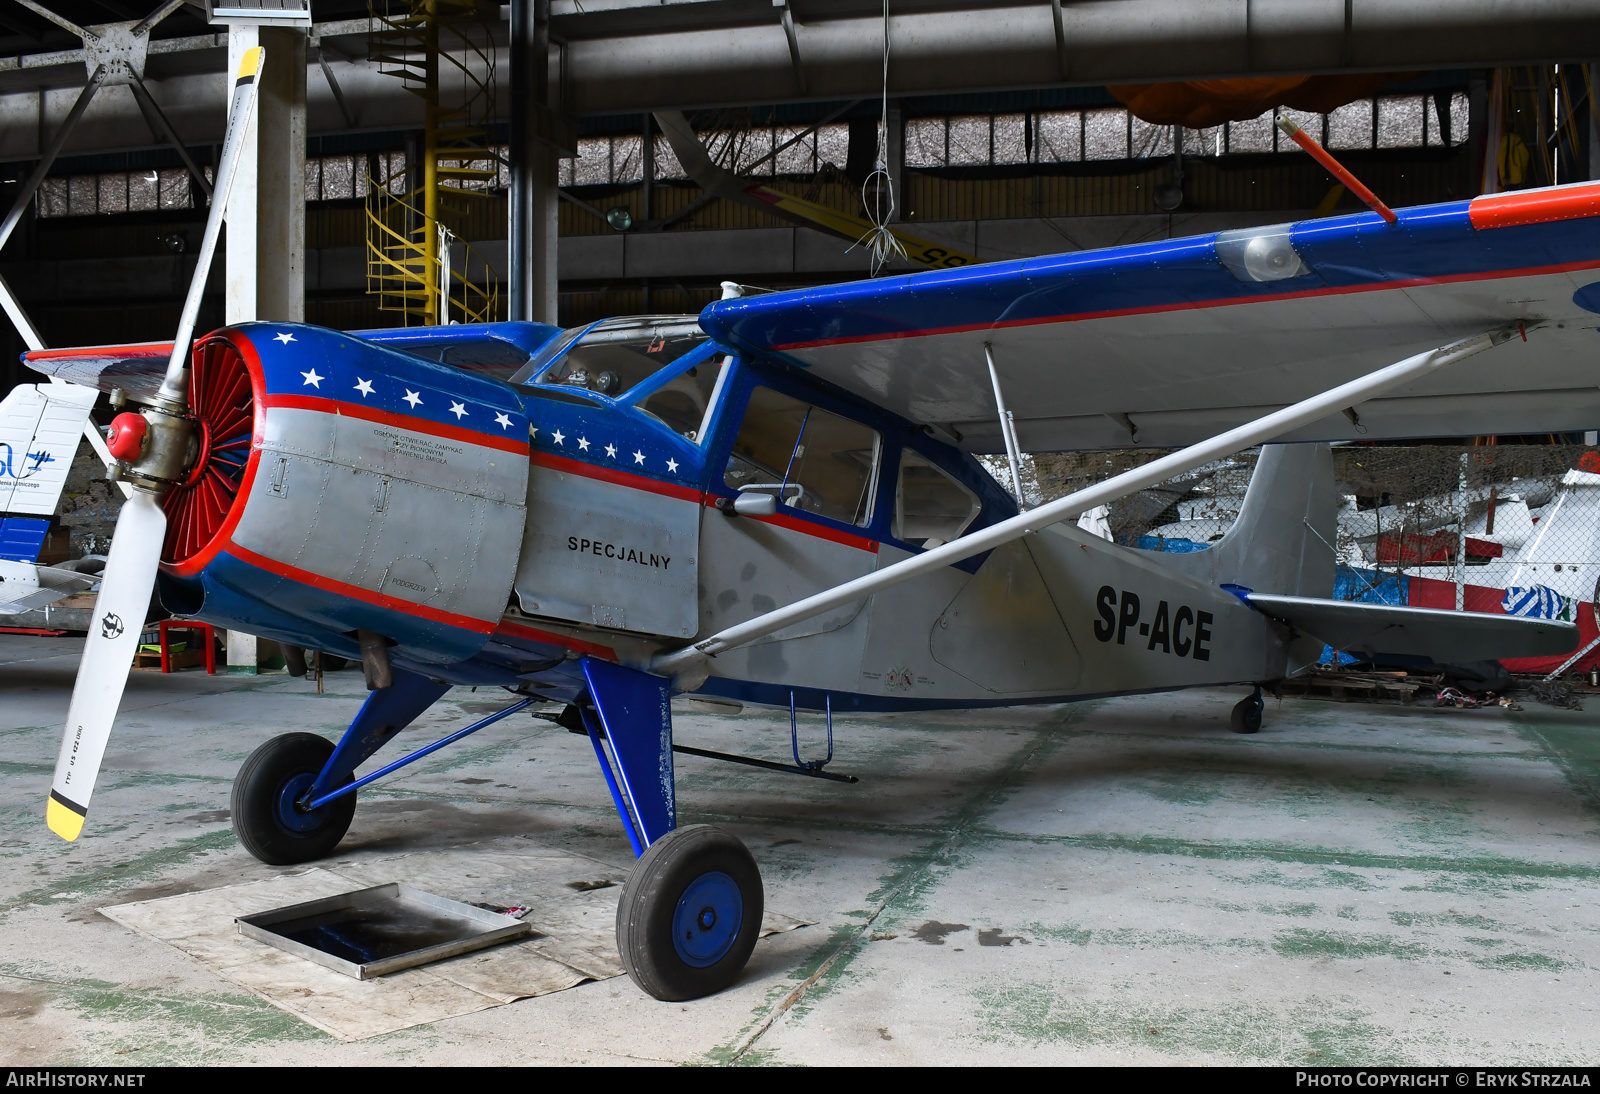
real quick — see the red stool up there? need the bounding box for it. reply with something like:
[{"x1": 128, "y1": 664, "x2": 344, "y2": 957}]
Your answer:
[{"x1": 158, "y1": 619, "x2": 216, "y2": 674}]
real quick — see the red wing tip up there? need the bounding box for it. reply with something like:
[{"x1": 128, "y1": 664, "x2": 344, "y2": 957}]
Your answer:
[
  {"x1": 25, "y1": 341, "x2": 175, "y2": 361},
  {"x1": 1470, "y1": 181, "x2": 1600, "y2": 230}
]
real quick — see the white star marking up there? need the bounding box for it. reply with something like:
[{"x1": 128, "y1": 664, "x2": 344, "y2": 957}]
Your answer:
[
  {"x1": 529, "y1": 426, "x2": 538, "y2": 439},
  {"x1": 494, "y1": 412, "x2": 513, "y2": 430},
  {"x1": 550, "y1": 429, "x2": 565, "y2": 446},
  {"x1": 577, "y1": 436, "x2": 590, "y2": 451},
  {"x1": 632, "y1": 450, "x2": 646, "y2": 465},
  {"x1": 353, "y1": 377, "x2": 374, "y2": 397},
  {"x1": 299, "y1": 368, "x2": 323, "y2": 388},
  {"x1": 274, "y1": 332, "x2": 296, "y2": 344},
  {"x1": 403, "y1": 389, "x2": 423, "y2": 409},
  {"x1": 604, "y1": 443, "x2": 617, "y2": 459},
  {"x1": 449, "y1": 401, "x2": 468, "y2": 420},
  {"x1": 666, "y1": 458, "x2": 679, "y2": 473}
]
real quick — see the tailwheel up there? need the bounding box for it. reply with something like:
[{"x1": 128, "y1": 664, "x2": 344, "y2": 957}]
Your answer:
[
  {"x1": 231, "y1": 732, "x2": 355, "y2": 865},
  {"x1": 1231, "y1": 687, "x2": 1265, "y2": 734},
  {"x1": 616, "y1": 825, "x2": 763, "y2": 1001}
]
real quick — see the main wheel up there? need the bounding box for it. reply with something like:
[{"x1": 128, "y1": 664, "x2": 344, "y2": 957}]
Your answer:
[
  {"x1": 1230, "y1": 693, "x2": 1264, "y2": 734},
  {"x1": 231, "y1": 732, "x2": 355, "y2": 865},
  {"x1": 616, "y1": 825, "x2": 763, "y2": 1001}
]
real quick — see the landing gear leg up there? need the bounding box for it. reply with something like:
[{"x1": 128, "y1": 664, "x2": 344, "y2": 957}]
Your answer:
[
  {"x1": 577, "y1": 657, "x2": 763, "y2": 1000},
  {"x1": 231, "y1": 669, "x2": 449, "y2": 865},
  {"x1": 1231, "y1": 686, "x2": 1265, "y2": 734}
]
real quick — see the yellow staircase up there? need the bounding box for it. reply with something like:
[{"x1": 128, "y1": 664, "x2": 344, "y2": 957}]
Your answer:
[{"x1": 365, "y1": 0, "x2": 500, "y2": 325}]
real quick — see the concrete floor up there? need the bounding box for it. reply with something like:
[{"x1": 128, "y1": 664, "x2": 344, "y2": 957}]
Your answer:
[{"x1": 2, "y1": 634, "x2": 1598, "y2": 1065}]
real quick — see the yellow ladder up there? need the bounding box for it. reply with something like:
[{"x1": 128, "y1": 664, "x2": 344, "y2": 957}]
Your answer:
[{"x1": 364, "y1": 0, "x2": 500, "y2": 325}]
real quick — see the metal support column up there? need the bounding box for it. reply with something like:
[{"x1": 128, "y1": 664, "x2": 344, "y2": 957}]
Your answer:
[
  {"x1": 508, "y1": 0, "x2": 533, "y2": 322},
  {"x1": 527, "y1": 0, "x2": 559, "y2": 325},
  {"x1": 225, "y1": 24, "x2": 306, "y2": 324}
]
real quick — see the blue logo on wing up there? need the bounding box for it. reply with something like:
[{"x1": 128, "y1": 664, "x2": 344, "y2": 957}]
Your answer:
[{"x1": 0, "y1": 445, "x2": 58, "y2": 482}]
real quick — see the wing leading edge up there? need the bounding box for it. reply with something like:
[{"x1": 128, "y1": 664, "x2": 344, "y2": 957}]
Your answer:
[{"x1": 700, "y1": 182, "x2": 1600, "y2": 452}]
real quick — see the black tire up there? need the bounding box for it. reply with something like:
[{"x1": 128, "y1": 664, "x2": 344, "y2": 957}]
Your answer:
[
  {"x1": 616, "y1": 824, "x2": 763, "y2": 1001},
  {"x1": 1231, "y1": 695, "x2": 1263, "y2": 734},
  {"x1": 231, "y1": 732, "x2": 355, "y2": 865}
]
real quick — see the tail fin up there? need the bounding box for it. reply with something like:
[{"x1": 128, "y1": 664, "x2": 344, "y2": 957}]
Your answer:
[
  {"x1": 0, "y1": 382, "x2": 98, "y2": 519},
  {"x1": 1199, "y1": 443, "x2": 1337, "y2": 598}
]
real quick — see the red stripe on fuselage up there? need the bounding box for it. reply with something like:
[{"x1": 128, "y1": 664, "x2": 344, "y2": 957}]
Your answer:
[
  {"x1": 529, "y1": 449, "x2": 702, "y2": 502},
  {"x1": 529, "y1": 450, "x2": 879, "y2": 552},
  {"x1": 698, "y1": 495, "x2": 881, "y2": 552},
  {"x1": 223, "y1": 541, "x2": 497, "y2": 635},
  {"x1": 769, "y1": 256, "x2": 1600, "y2": 351},
  {"x1": 493, "y1": 620, "x2": 618, "y2": 661},
  {"x1": 265, "y1": 393, "x2": 529, "y2": 455}
]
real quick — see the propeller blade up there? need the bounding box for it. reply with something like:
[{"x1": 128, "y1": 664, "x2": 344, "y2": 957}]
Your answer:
[
  {"x1": 47, "y1": 47, "x2": 263, "y2": 841},
  {"x1": 46, "y1": 491, "x2": 166, "y2": 841},
  {"x1": 159, "y1": 45, "x2": 263, "y2": 403}
]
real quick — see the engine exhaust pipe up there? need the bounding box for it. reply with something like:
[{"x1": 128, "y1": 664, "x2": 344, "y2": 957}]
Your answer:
[{"x1": 358, "y1": 630, "x2": 393, "y2": 691}]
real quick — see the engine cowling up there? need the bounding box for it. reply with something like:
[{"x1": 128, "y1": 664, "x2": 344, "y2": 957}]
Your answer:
[{"x1": 161, "y1": 323, "x2": 530, "y2": 666}]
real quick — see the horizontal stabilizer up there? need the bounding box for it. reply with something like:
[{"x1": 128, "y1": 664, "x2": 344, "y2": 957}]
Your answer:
[
  {"x1": 1244, "y1": 592, "x2": 1578, "y2": 663},
  {"x1": 0, "y1": 586, "x2": 72, "y2": 613}
]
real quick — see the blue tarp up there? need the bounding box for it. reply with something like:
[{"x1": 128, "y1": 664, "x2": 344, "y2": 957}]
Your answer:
[{"x1": 1320, "y1": 565, "x2": 1410, "y2": 664}]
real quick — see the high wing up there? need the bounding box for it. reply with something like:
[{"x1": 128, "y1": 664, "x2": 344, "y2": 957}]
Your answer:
[
  {"x1": 698, "y1": 181, "x2": 1600, "y2": 453},
  {"x1": 20, "y1": 342, "x2": 174, "y2": 400}
]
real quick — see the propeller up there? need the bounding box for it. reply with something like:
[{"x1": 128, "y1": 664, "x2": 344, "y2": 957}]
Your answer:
[{"x1": 47, "y1": 47, "x2": 264, "y2": 842}]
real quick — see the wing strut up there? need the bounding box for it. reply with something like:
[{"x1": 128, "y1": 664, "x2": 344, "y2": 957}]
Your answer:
[
  {"x1": 984, "y1": 343, "x2": 1027, "y2": 506},
  {"x1": 653, "y1": 324, "x2": 1523, "y2": 682}
]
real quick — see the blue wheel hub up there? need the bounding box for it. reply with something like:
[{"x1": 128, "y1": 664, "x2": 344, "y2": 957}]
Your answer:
[
  {"x1": 672, "y1": 870, "x2": 743, "y2": 968},
  {"x1": 274, "y1": 772, "x2": 328, "y2": 835}
]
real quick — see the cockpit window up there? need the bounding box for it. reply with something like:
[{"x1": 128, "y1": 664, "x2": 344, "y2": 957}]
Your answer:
[{"x1": 531, "y1": 316, "x2": 708, "y2": 397}]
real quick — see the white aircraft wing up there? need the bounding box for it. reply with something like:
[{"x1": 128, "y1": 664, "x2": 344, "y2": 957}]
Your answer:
[{"x1": 699, "y1": 181, "x2": 1600, "y2": 452}]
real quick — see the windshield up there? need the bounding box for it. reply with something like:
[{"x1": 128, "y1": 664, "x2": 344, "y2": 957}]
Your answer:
[{"x1": 530, "y1": 316, "x2": 708, "y2": 397}]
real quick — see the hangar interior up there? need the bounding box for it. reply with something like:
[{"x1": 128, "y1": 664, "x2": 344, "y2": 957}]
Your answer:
[{"x1": 2, "y1": 0, "x2": 1600, "y2": 1067}]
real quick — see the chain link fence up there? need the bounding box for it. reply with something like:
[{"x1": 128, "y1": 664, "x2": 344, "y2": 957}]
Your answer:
[{"x1": 986, "y1": 443, "x2": 1600, "y2": 679}]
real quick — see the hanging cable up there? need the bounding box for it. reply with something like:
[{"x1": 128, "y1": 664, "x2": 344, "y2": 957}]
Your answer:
[{"x1": 847, "y1": 0, "x2": 907, "y2": 275}]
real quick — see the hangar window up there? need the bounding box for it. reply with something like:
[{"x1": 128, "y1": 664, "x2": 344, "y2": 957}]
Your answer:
[
  {"x1": 898, "y1": 90, "x2": 1468, "y2": 171},
  {"x1": 724, "y1": 387, "x2": 881, "y2": 527},
  {"x1": 37, "y1": 167, "x2": 194, "y2": 217},
  {"x1": 894, "y1": 451, "x2": 981, "y2": 549}
]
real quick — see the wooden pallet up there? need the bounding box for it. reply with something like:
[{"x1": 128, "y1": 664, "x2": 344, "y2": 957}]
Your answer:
[{"x1": 1280, "y1": 669, "x2": 1433, "y2": 704}]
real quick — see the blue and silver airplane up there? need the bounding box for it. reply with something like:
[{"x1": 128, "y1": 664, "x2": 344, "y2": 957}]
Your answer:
[{"x1": 17, "y1": 50, "x2": 1596, "y2": 1001}]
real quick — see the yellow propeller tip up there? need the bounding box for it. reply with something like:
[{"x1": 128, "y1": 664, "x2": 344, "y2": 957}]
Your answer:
[
  {"x1": 47, "y1": 794, "x2": 85, "y2": 841},
  {"x1": 237, "y1": 46, "x2": 264, "y2": 82}
]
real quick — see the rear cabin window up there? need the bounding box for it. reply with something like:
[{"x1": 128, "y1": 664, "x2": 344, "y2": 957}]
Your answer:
[
  {"x1": 723, "y1": 386, "x2": 880, "y2": 527},
  {"x1": 893, "y1": 450, "x2": 981, "y2": 547}
]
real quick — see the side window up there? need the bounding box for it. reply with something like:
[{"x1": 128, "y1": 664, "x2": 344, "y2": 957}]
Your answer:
[
  {"x1": 894, "y1": 450, "x2": 980, "y2": 548},
  {"x1": 723, "y1": 386, "x2": 881, "y2": 527}
]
